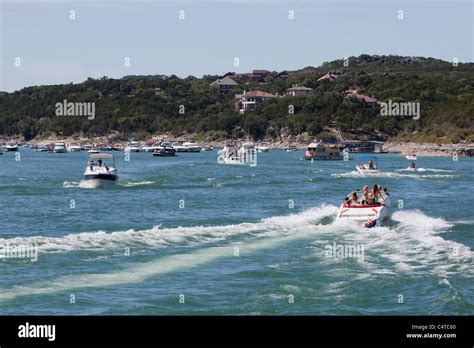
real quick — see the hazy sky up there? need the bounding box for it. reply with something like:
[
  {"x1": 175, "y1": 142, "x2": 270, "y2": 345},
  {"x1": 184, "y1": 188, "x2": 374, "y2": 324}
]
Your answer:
[{"x1": 1, "y1": 0, "x2": 472, "y2": 92}]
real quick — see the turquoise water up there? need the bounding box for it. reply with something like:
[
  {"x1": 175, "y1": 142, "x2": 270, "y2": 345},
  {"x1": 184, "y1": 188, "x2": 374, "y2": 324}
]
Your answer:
[{"x1": 0, "y1": 149, "x2": 472, "y2": 315}]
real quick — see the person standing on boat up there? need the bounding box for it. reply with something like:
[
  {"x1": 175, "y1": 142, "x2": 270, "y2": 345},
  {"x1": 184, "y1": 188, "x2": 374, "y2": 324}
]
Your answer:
[{"x1": 368, "y1": 159, "x2": 374, "y2": 169}]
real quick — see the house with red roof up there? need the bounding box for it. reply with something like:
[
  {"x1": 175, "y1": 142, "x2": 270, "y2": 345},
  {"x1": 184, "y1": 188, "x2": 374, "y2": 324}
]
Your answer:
[{"x1": 344, "y1": 91, "x2": 380, "y2": 108}]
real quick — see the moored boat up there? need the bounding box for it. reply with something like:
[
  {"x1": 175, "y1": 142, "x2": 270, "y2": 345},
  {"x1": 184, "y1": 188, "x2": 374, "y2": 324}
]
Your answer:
[
  {"x1": 153, "y1": 146, "x2": 177, "y2": 157},
  {"x1": 304, "y1": 142, "x2": 343, "y2": 160},
  {"x1": 53, "y1": 142, "x2": 67, "y2": 153},
  {"x1": 67, "y1": 143, "x2": 82, "y2": 152},
  {"x1": 4, "y1": 142, "x2": 18, "y2": 152}
]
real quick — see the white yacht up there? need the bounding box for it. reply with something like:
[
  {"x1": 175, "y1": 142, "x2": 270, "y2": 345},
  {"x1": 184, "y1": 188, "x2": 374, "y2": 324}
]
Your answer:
[
  {"x1": 142, "y1": 143, "x2": 161, "y2": 152},
  {"x1": 217, "y1": 141, "x2": 257, "y2": 166},
  {"x1": 67, "y1": 143, "x2": 82, "y2": 152},
  {"x1": 83, "y1": 153, "x2": 118, "y2": 187},
  {"x1": 4, "y1": 142, "x2": 18, "y2": 152},
  {"x1": 124, "y1": 141, "x2": 141, "y2": 152},
  {"x1": 53, "y1": 142, "x2": 67, "y2": 153},
  {"x1": 336, "y1": 187, "x2": 391, "y2": 228}
]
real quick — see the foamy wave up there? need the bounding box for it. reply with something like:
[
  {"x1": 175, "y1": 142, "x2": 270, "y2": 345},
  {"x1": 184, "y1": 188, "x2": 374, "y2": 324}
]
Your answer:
[
  {"x1": 0, "y1": 205, "x2": 338, "y2": 254},
  {"x1": 0, "y1": 207, "x2": 338, "y2": 302},
  {"x1": 62, "y1": 180, "x2": 108, "y2": 189},
  {"x1": 340, "y1": 210, "x2": 472, "y2": 277},
  {"x1": 119, "y1": 181, "x2": 154, "y2": 187},
  {"x1": 331, "y1": 171, "x2": 458, "y2": 179}
]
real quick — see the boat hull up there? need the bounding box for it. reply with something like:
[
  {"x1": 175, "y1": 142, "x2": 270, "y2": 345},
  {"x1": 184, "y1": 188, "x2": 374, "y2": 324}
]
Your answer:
[
  {"x1": 83, "y1": 174, "x2": 118, "y2": 188},
  {"x1": 356, "y1": 165, "x2": 380, "y2": 174},
  {"x1": 337, "y1": 196, "x2": 390, "y2": 227}
]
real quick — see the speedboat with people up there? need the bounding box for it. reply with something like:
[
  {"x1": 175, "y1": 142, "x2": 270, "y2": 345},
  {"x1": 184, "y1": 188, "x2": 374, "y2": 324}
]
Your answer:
[
  {"x1": 405, "y1": 151, "x2": 417, "y2": 161},
  {"x1": 355, "y1": 155, "x2": 380, "y2": 174},
  {"x1": 406, "y1": 161, "x2": 417, "y2": 171},
  {"x1": 53, "y1": 142, "x2": 67, "y2": 153},
  {"x1": 83, "y1": 153, "x2": 118, "y2": 188},
  {"x1": 217, "y1": 141, "x2": 257, "y2": 166},
  {"x1": 336, "y1": 185, "x2": 391, "y2": 228},
  {"x1": 304, "y1": 141, "x2": 343, "y2": 160}
]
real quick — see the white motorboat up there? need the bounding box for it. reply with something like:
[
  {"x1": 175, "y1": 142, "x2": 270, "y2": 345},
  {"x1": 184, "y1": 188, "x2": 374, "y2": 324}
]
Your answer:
[
  {"x1": 124, "y1": 141, "x2": 141, "y2": 152},
  {"x1": 355, "y1": 156, "x2": 380, "y2": 174},
  {"x1": 336, "y1": 188, "x2": 391, "y2": 228},
  {"x1": 67, "y1": 143, "x2": 82, "y2": 152},
  {"x1": 217, "y1": 141, "x2": 257, "y2": 166},
  {"x1": 4, "y1": 142, "x2": 18, "y2": 152},
  {"x1": 405, "y1": 151, "x2": 417, "y2": 161},
  {"x1": 201, "y1": 146, "x2": 214, "y2": 151},
  {"x1": 83, "y1": 153, "x2": 118, "y2": 188},
  {"x1": 142, "y1": 143, "x2": 161, "y2": 152},
  {"x1": 256, "y1": 145, "x2": 269, "y2": 153},
  {"x1": 87, "y1": 149, "x2": 100, "y2": 154},
  {"x1": 53, "y1": 142, "x2": 67, "y2": 153},
  {"x1": 173, "y1": 142, "x2": 202, "y2": 152},
  {"x1": 287, "y1": 145, "x2": 298, "y2": 152}
]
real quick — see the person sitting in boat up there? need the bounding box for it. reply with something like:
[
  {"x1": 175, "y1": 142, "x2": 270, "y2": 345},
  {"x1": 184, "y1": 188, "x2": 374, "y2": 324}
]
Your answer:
[
  {"x1": 409, "y1": 162, "x2": 416, "y2": 169},
  {"x1": 362, "y1": 185, "x2": 370, "y2": 205},
  {"x1": 368, "y1": 160, "x2": 374, "y2": 169},
  {"x1": 347, "y1": 192, "x2": 359, "y2": 207},
  {"x1": 371, "y1": 184, "x2": 383, "y2": 203}
]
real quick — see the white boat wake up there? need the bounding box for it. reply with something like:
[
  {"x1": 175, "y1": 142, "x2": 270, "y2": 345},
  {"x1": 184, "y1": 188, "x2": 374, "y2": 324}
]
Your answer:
[
  {"x1": 0, "y1": 206, "x2": 471, "y2": 302},
  {"x1": 331, "y1": 171, "x2": 458, "y2": 179}
]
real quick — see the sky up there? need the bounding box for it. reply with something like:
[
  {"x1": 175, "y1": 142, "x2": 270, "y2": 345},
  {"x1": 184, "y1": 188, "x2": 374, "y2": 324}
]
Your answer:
[{"x1": 0, "y1": 0, "x2": 472, "y2": 92}]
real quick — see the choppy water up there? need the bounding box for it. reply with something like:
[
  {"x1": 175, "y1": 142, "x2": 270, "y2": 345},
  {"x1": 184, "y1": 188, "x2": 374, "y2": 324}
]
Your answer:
[{"x1": 0, "y1": 149, "x2": 472, "y2": 315}]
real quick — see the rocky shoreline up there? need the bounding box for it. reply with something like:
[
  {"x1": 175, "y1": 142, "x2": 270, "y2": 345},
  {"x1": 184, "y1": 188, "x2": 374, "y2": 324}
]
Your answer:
[
  {"x1": 383, "y1": 142, "x2": 474, "y2": 157},
  {"x1": 2, "y1": 136, "x2": 473, "y2": 157}
]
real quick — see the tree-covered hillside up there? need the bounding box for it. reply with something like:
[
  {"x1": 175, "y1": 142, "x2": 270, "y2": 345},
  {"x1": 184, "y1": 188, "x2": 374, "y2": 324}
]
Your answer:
[{"x1": 1, "y1": 54, "x2": 473, "y2": 143}]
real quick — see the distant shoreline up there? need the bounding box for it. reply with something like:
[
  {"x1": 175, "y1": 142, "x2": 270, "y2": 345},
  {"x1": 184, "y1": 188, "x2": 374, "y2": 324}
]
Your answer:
[{"x1": 2, "y1": 136, "x2": 472, "y2": 157}]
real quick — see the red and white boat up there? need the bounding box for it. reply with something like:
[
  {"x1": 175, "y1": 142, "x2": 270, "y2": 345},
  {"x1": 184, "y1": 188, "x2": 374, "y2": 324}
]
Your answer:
[
  {"x1": 405, "y1": 151, "x2": 417, "y2": 161},
  {"x1": 336, "y1": 190, "x2": 391, "y2": 228}
]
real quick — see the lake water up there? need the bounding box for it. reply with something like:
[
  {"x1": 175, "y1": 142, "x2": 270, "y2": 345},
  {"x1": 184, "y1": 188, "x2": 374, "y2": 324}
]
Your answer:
[{"x1": 0, "y1": 148, "x2": 472, "y2": 314}]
